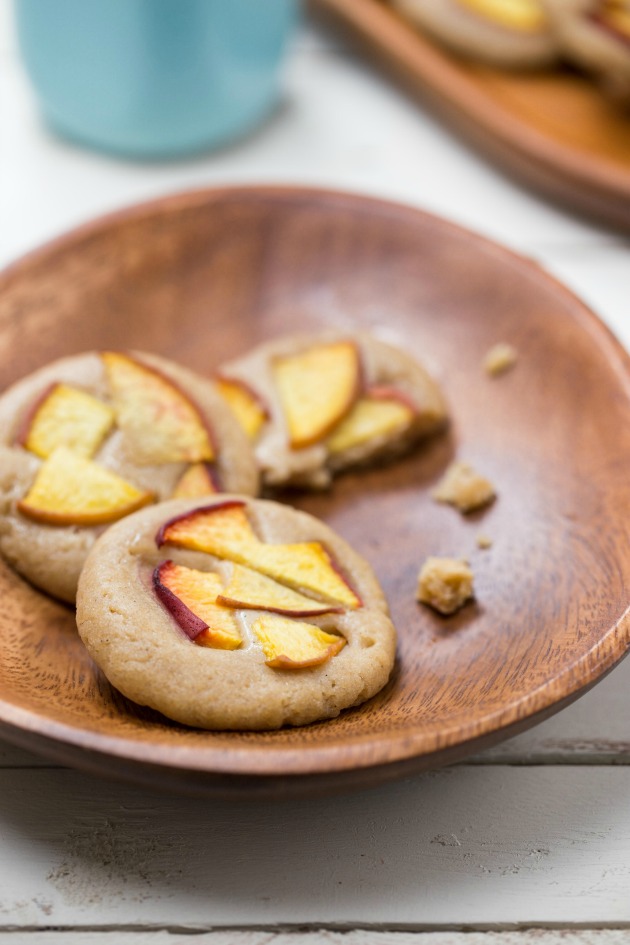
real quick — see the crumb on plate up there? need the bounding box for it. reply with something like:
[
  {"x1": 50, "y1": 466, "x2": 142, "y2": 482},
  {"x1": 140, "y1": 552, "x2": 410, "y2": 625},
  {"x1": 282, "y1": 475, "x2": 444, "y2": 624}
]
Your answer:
[
  {"x1": 483, "y1": 342, "x2": 517, "y2": 377},
  {"x1": 433, "y1": 460, "x2": 496, "y2": 513},
  {"x1": 416, "y1": 556, "x2": 474, "y2": 615}
]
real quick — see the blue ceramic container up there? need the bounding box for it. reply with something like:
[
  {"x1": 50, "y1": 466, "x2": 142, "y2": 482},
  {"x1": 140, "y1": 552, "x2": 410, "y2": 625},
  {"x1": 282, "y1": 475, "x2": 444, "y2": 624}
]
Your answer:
[{"x1": 15, "y1": 0, "x2": 298, "y2": 158}]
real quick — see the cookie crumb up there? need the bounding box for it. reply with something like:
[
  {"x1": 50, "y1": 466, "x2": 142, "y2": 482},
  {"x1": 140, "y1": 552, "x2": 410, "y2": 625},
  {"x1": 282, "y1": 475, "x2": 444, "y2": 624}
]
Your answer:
[
  {"x1": 476, "y1": 533, "x2": 493, "y2": 549},
  {"x1": 484, "y1": 342, "x2": 517, "y2": 377},
  {"x1": 417, "y1": 556, "x2": 474, "y2": 615},
  {"x1": 433, "y1": 461, "x2": 495, "y2": 513}
]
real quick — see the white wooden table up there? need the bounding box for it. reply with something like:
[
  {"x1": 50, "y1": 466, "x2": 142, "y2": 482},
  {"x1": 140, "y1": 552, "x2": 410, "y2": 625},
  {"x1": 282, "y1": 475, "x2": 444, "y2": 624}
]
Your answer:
[{"x1": 1, "y1": 4, "x2": 630, "y2": 942}]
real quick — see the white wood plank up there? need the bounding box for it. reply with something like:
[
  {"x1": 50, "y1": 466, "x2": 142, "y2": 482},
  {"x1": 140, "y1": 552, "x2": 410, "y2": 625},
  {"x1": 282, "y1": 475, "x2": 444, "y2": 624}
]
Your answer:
[
  {"x1": 0, "y1": 766, "x2": 630, "y2": 929},
  {"x1": 0, "y1": 26, "x2": 613, "y2": 270},
  {"x1": 473, "y1": 654, "x2": 630, "y2": 763},
  {"x1": 0, "y1": 933, "x2": 629, "y2": 944}
]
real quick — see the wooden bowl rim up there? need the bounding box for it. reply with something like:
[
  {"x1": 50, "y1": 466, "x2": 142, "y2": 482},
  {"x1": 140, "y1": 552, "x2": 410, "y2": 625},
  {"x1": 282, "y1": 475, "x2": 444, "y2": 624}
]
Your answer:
[
  {"x1": 309, "y1": 0, "x2": 630, "y2": 232},
  {"x1": 0, "y1": 183, "x2": 629, "y2": 779},
  {"x1": 317, "y1": 0, "x2": 630, "y2": 194}
]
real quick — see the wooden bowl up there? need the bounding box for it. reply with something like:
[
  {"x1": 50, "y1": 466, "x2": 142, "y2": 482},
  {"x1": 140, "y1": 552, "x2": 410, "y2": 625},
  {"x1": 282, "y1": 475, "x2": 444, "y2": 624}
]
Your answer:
[
  {"x1": 0, "y1": 186, "x2": 628, "y2": 797},
  {"x1": 310, "y1": 0, "x2": 630, "y2": 232}
]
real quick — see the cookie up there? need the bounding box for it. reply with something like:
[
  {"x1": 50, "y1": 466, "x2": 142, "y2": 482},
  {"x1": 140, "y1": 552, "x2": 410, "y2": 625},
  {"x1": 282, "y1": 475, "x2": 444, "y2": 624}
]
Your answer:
[
  {"x1": 217, "y1": 332, "x2": 448, "y2": 489},
  {"x1": 0, "y1": 351, "x2": 259, "y2": 602},
  {"x1": 393, "y1": 0, "x2": 559, "y2": 68},
  {"x1": 543, "y1": 0, "x2": 630, "y2": 101},
  {"x1": 76, "y1": 496, "x2": 397, "y2": 730}
]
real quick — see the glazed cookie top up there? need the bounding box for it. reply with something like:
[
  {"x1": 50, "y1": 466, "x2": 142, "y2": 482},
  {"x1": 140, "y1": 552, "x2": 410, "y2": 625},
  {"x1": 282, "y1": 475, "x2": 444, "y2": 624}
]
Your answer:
[
  {"x1": 0, "y1": 351, "x2": 259, "y2": 601},
  {"x1": 217, "y1": 332, "x2": 448, "y2": 489},
  {"x1": 76, "y1": 496, "x2": 397, "y2": 730}
]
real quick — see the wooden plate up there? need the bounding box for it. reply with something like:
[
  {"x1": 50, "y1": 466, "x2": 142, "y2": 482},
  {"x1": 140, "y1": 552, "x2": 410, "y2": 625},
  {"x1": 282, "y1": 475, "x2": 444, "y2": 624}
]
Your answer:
[
  {"x1": 0, "y1": 186, "x2": 629, "y2": 797},
  {"x1": 310, "y1": 0, "x2": 630, "y2": 232}
]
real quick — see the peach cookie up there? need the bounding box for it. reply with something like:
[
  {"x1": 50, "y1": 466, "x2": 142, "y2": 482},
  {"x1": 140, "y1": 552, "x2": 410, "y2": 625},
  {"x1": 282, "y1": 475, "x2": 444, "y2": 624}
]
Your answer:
[
  {"x1": 0, "y1": 351, "x2": 258, "y2": 603},
  {"x1": 393, "y1": 0, "x2": 558, "y2": 68},
  {"x1": 76, "y1": 497, "x2": 397, "y2": 730},
  {"x1": 543, "y1": 0, "x2": 630, "y2": 101},
  {"x1": 217, "y1": 333, "x2": 448, "y2": 489}
]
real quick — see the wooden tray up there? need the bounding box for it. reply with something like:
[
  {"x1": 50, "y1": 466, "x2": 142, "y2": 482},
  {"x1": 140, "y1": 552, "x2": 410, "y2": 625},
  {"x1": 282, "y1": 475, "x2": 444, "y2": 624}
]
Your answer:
[
  {"x1": 310, "y1": 0, "x2": 630, "y2": 232},
  {"x1": 0, "y1": 185, "x2": 629, "y2": 797}
]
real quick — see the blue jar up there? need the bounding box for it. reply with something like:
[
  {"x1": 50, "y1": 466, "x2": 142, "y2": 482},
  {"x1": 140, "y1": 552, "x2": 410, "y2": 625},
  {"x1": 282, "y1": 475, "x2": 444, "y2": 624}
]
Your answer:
[{"x1": 15, "y1": 0, "x2": 299, "y2": 158}]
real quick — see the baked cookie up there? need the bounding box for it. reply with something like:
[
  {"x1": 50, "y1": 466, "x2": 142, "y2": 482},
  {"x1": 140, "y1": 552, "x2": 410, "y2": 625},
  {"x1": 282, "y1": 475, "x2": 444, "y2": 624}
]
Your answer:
[
  {"x1": 543, "y1": 0, "x2": 630, "y2": 101},
  {"x1": 393, "y1": 0, "x2": 559, "y2": 68},
  {"x1": 0, "y1": 351, "x2": 259, "y2": 602},
  {"x1": 217, "y1": 332, "x2": 448, "y2": 489},
  {"x1": 76, "y1": 496, "x2": 397, "y2": 730}
]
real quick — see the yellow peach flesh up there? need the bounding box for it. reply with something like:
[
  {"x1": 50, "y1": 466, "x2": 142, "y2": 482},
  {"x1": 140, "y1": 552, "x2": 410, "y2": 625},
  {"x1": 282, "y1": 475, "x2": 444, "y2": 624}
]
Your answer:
[
  {"x1": 158, "y1": 562, "x2": 241, "y2": 649},
  {"x1": 456, "y1": 0, "x2": 547, "y2": 31},
  {"x1": 172, "y1": 463, "x2": 218, "y2": 499},
  {"x1": 252, "y1": 613, "x2": 346, "y2": 668},
  {"x1": 160, "y1": 503, "x2": 361, "y2": 609},
  {"x1": 216, "y1": 378, "x2": 267, "y2": 440},
  {"x1": 250, "y1": 542, "x2": 360, "y2": 609},
  {"x1": 17, "y1": 446, "x2": 154, "y2": 526},
  {"x1": 272, "y1": 341, "x2": 360, "y2": 449},
  {"x1": 22, "y1": 384, "x2": 115, "y2": 460},
  {"x1": 602, "y1": 1, "x2": 630, "y2": 38},
  {"x1": 102, "y1": 352, "x2": 214, "y2": 465},
  {"x1": 218, "y1": 563, "x2": 340, "y2": 615},
  {"x1": 161, "y1": 503, "x2": 254, "y2": 555},
  {"x1": 326, "y1": 393, "x2": 414, "y2": 454}
]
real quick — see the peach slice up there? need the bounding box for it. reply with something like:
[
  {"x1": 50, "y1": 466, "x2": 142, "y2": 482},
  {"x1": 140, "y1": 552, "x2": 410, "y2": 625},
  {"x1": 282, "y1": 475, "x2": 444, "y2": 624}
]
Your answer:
[
  {"x1": 326, "y1": 386, "x2": 416, "y2": 454},
  {"x1": 157, "y1": 500, "x2": 253, "y2": 554},
  {"x1": 216, "y1": 377, "x2": 268, "y2": 440},
  {"x1": 157, "y1": 501, "x2": 362, "y2": 609},
  {"x1": 252, "y1": 613, "x2": 346, "y2": 669},
  {"x1": 247, "y1": 541, "x2": 361, "y2": 610},
  {"x1": 272, "y1": 341, "x2": 361, "y2": 448},
  {"x1": 17, "y1": 446, "x2": 154, "y2": 526},
  {"x1": 102, "y1": 352, "x2": 214, "y2": 465},
  {"x1": 172, "y1": 463, "x2": 220, "y2": 499},
  {"x1": 456, "y1": 0, "x2": 547, "y2": 32},
  {"x1": 153, "y1": 560, "x2": 241, "y2": 649},
  {"x1": 17, "y1": 383, "x2": 115, "y2": 460},
  {"x1": 598, "y1": 0, "x2": 630, "y2": 42},
  {"x1": 217, "y1": 563, "x2": 341, "y2": 616}
]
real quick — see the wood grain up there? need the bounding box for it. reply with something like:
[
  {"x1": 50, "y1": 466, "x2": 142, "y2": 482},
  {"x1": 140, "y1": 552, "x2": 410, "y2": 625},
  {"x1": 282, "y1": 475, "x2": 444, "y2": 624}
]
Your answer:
[
  {"x1": 0, "y1": 186, "x2": 628, "y2": 795},
  {"x1": 1, "y1": 766, "x2": 630, "y2": 927},
  {"x1": 309, "y1": 0, "x2": 630, "y2": 231},
  {"x1": 0, "y1": 935, "x2": 629, "y2": 943}
]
